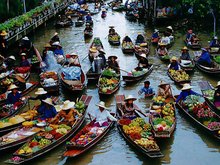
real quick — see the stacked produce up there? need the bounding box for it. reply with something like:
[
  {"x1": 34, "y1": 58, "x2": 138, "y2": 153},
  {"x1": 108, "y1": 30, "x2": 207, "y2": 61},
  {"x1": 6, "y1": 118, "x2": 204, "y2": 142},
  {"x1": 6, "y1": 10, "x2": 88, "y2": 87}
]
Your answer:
[
  {"x1": 122, "y1": 42, "x2": 134, "y2": 49},
  {"x1": 131, "y1": 69, "x2": 147, "y2": 77},
  {"x1": 169, "y1": 69, "x2": 190, "y2": 81},
  {"x1": 102, "y1": 68, "x2": 117, "y2": 77},
  {"x1": 119, "y1": 117, "x2": 160, "y2": 151},
  {"x1": 184, "y1": 95, "x2": 220, "y2": 131},
  {"x1": 31, "y1": 55, "x2": 39, "y2": 64},
  {"x1": 202, "y1": 89, "x2": 215, "y2": 101},
  {"x1": 214, "y1": 55, "x2": 220, "y2": 64},
  {"x1": 109, "y1": 34, "x2": 120, "y2": 41},
  {"x1": 0, "y1": 110, "x2": 38, "y2": 129},
  {"x1": 152, "y1": 96, "x2": 166, "y2": 105},
  {"x1": 40, "y1": 71, "x2": 58, "y2": 87},
  {"x1": 67, "y1": 126, "x2": 105, "y2": 147},
  {"x1": 0, "y1": 77, "x2": 14, "y2": 86},
  {"x1": 92, "y1": 38, "x2": 102, "y2": 47},
  {"x1": 75, "y1": 100, "x2": 85, "y2": 113}
]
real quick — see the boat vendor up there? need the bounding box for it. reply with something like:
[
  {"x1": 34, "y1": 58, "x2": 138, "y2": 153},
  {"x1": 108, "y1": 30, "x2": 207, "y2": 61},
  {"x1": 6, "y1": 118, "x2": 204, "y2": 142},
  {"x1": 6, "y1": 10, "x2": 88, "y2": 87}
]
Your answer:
[
  {"x1": 6, "y1": 84, "x2": 22, "y2": 105},
  {"x1": 51, "y1": 100, "x2": 81, "y2": 126},
  {"x1": 157, "y1": 44, "x2": 168, "y2": 56},
  {"x1": 165, "y1": 26, "x2": 173, "y2": 36},
  {"x1": 151, "y1": 29, "x2": 159, "y2": 43},
  {"x1": 186, "y1": 29, "x2": 193, "y2": 45},
  {"x1": 109, "y1": 26, "x2": 116, "y2": 35},
  {"x1": 107, "y1": 55, "x2": 120, "y2": 73},
  {"x1": 3, "y1": 55, "x2": 16, "y2": 70},
  {"x1": 89, "y1": 47, "x2": 99, "y2": 60},
  {"x1": 53, "y1": 42, "x2": 64, "y2": 56},
  {"x1": 0, "y1": 30, "x2": 8, "y2": 57},
  {"x1": 157, "y1": 81, "x2": 173, "y2": 99},
  {"x1": 86, "y1": 13, "x2": 93, "y2": 22},
  {"x1": 89, "y1": 101, "x2": 117, "y2": 127},
  {"x1": 28, "y1": 88, "x2": 48, "y2": 106},
  {"x1": 214, "y1": 81, "x2": 220, "y2": 109},
  {"x1": 20, "y1": 53, "x2": 31, "y2": 67},
  {"x1": 138, "y1": 80, "x2": 155, "y2": 97},
  {"x1": 38, "y1": 98, "x2": 57, "y2": 120},
  {"x1": 98, "y1": 49, "x2": 107, "y2": 69},
  {"x1": 42, "y1": 43, "x2": 52, "y2": 61},
  {"x1": 180, "y1": 46, "x2": 190, "y2": 60},
  {"x1": 84, "y1": 23, "x2": 93, "y2": 32},
  {"x1": 50, "y1": 32, "x2": 60, "y2": 44},
  {"x1": 210, "y1": 36, "x2": 220, "y2": 47},
  {"x1": 197, "y1": 48, "x2": 212, "y2": 67},
  {"x1": 136, "y1": 32, "x2": 145, "y2": 44},
  {"x1": 168, "y1": 56, "x2": 180, "y2": 70},
  {"x1": 138, "y1": 53, "x2": 149, "y2": 68},
  {"x1": 176, "y1": 84, "x2": 201, "y2": 103},
  {"x1": 13, "y1": 74, "x2": 27, "y2": 91},
  {"x1": 123, "y1": 35, "x2": 132, "y2": 42}
]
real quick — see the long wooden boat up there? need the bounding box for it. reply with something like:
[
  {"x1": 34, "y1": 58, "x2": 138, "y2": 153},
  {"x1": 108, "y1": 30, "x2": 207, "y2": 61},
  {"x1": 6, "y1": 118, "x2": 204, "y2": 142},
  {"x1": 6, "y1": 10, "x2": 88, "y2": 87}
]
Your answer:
[
  {"x1": 176, "y1": 99, "x2": 220, "y2": 140},
  {"x1": 115, "y1": 95, "x2": 164, "y2": 158},
  {"x1": 194, "y1": 59, "x2": 220, "y2": 76},
  {"x1": 155, "y1": 49, "x2": 170, "y2": 62},
  {"x1": 121, "y1": 37, "x2": 134, "y2": 54},
  {"x1": 167, "y1": 69, "x2": 191, "y2": 85},
  {"x1": 40, "y1": 71, "x2": 59, "y2": 93},
  {"x1": 134, "y1": 43, "x2": 150, "y2": 59},
  {"x1": 149, "y1": 95, "x2": 176, "y2": 138},
  {"x1": 56, "y1": 20, "x2": 73, "y2": 28},
  {"x1": 108, "y1": 34, "x2": 120, "y2": 46},
  {"x1": 75, "y1": 20, "x2": 84, "y2": 27},
  {"x1": 0, "y1": 82, "x2": 38, "y2": 106},
  {"x1": 88, "y1": 37, "x2": 104, "y2": 62},
  {"x1": 98, "y1": 69, "x2": 121, "y2": 95},
  {"x1": 5, "y1": 95, "x2": 92, "y2": 164},
  {"x1": 184, "y1": 39, "x2": 201, "y2": 50},
  {"x1": 63, "y1": 113, "x2": 116, "y2": 158},
  {"x1": 0, "y1": 97, "x2": 59, "y2": 135},
  {"x1": 198, "y1": 81, "x2": 220, "y2": 115},
  {"x1": 179, "y1": 59, "x2": 195, "y2": 72},
  {"x1": 84, "y1": 30, "x2": 93, "y2": 39},
  {"x1": 122, "y1": 64, "x2": 153, "y2": 83},
  {"x1": 86, "y1": 67, "x2": 101, "y2": 82}
]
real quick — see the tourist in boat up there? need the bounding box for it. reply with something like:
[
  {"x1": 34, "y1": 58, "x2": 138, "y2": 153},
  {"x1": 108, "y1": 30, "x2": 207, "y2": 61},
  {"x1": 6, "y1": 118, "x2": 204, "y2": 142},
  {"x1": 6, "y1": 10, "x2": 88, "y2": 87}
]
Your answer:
[
  {"x1": 89, "y1": 101, "x2": 117, "y2": 127},
  {"x1": 210, "y1": 36, "x2": 220, "y2": 47},
  {"x1": 42, "y1": 43, "x2": 52, "y2": 61},
  {"x1": 197, "y1": 48, "x2": 212, "y2": 67},
  {"x1": 214, "y1": 81, "x2": 220, "y2": 109},
  {"x1": 138, "y1": 53, "x2": 149, "y2": 68},
  {"x1": 168, "y1": 56, "x2": 180, "y2": 70},
  {"x1": 138, "y1": 80, "x2": 155, "y2": 97},
  {"x1": 6, "y1": 84, "x2": 22, "y2": 105},
  {"x1": 109, "y1": 26, "x2": 116, "y2": 35},
  {"x1": 157, "y1": 81, "x2": 172, "y2": 99},
  {"x1": 50, "y1": 32, "x2": 60, "y2": 44},
  {"x1": 136, "y1": 32, "x2": 145, "y2": 44},
  {"x1": 51, "y1": 100, "x2": 81, "y2": 126},
  {"x1": 0, "y1": 30, "x2": 8, "y2": 57},
  {"x1": 180, "y1": 46, "x2": 190, "y2": 60},
  {"x1": 157, "y1": 44, "x2": 168, "y2": 56},
  {"x1": 120, "y1": 95, "x2": 138, "y2": 119},
  {"x1": 28, "y1": 88, "x2": 48, "y2": 106},
  {"x1": 107, "y1": 55, "x2": 120, "y2": 73},
  {"x1": 151, "y1": 29, "x2": 159, "y2": 43},
  {"x1": 38, "y1": 98, "x2": 57, "y2": 120}
]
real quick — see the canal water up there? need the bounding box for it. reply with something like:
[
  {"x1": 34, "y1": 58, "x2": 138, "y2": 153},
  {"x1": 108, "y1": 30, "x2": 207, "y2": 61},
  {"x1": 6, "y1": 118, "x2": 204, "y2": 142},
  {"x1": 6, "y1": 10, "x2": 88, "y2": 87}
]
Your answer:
[{"x1": 1, "y1": 4, "x2": 220, "y2": 165}]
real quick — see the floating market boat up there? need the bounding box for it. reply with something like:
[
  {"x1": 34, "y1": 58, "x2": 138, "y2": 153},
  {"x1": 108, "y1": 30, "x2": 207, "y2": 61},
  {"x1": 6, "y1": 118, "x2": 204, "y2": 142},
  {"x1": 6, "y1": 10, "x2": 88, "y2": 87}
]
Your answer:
[
  {"x1": 167, "y1": 69, "x2": 191, "y2": 86},
  {"x1": 40, "y1": 71, "x2": 59, "y2": 93}
]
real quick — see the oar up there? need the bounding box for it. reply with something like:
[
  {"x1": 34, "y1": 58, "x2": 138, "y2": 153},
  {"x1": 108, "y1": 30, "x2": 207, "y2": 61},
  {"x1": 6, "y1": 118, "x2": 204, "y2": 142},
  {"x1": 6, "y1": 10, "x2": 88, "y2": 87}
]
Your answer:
[{"x1": 109, "y1": 65, "x2": 130, "y2": 73}]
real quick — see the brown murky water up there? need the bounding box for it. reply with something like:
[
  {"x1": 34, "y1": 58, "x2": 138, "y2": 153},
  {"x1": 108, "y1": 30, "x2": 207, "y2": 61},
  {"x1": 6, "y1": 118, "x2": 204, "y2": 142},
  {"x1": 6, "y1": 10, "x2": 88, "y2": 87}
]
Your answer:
[{"x1": 1, "y1": 4, "x2": 220, "y2": 165}]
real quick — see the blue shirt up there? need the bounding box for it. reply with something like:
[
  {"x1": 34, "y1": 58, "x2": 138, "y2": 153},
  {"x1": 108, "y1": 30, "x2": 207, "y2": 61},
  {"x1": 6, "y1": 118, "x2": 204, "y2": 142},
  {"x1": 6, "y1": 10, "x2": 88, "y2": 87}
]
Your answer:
[
  {"x1": 181, "y1": 52, "x2": 191, "y2": 60},
  {"x1": 169, "y1": 62, "x2": 180, "y2": 70},
  {"x1": 176, "y1": 90, "x2": 200, "y2": 103},
  {"x1": 38, "y1": 104, "x2": 57, "y2": 120},
  {"x1": 152, "y1": 32, "x2": 159, "y2": 39},
  {"x1": 20, "y1": 59, "x2": 30, "y2": 67},
  {"x1": 198, "y1": 51, "x2": 211, "y2": 65},
  {"x1": 139, "y1": 87, "x2": 155, "y2": 95},
  {"x1": 86, "y1": 15, "x2": 92, "y2": 21},
  {"x1": 54, "y1": 49, "x2": 64, "y2": 55},
  {"x1": 210, "y1": 39, "x2": 220, "y2": 47},
  {"x1": 6, "y1": 92, "x2": 21, "y2": 104}
]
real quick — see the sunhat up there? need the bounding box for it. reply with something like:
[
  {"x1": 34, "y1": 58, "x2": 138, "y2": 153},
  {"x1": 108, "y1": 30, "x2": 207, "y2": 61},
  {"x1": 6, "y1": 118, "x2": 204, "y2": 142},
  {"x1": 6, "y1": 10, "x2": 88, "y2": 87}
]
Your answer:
[
  {"x1": 35, "y1": 88, "x2": 47, "y2": 95},
  {"x1": 96, "y1": 101, "x2": 109, "y2": 109},
  {"x1": 61, "y1": 100, "x2": 75, "y2": 110},
  {"x1": 124, "y1": 95, "x2": 137, "y2": 101},
  {"x1": 181, "y1": 84, "x2": 192, "y2": 90},
  {"x1": 8, "y1": 84, "x2": 19, "y2": 91},
  {"x1": 43, "y1": 98, "x2": 54, "y2": 106}
]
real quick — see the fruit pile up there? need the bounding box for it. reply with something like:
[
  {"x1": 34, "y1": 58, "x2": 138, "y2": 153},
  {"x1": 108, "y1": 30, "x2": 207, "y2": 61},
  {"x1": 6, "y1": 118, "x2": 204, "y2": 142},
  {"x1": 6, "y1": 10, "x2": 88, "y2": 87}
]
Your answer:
[
  {"x1": 99, "y1": 77, "x2": 119, "y2": 93},
  {"x1": 152, "y1": 96, "x2": 166, "y2": 105},
  {"x1": 109, "y1": 34, "x2": 120, "y2": 41},
  {"x1": 75, "y1": 100, "x2": 85, "y2": 113},
  {"x1": 122, "y1": 41, "x2": 134, "y2": 49},
  {"x1": 152, "y1": 118, "x2": 173, "y2": 131},
  {"x1": 0, "y1": 78, "x2": 14, "y2": 86},
  {"x1": 162, "y1": 103, "x2": 175, "y2": 117},
  {"x1": 134, "y1": 138, "x2": 159, "y2": 151},
  {"x1": 31, "y1": 55, "x2": 39, "y2": 64},
  {"x1": 202, "y1": 89, "x2": 215, "y2": 101},
  {"x1": 169, "y1": 69, "x2": 190, "y2": 81},
  {"x1": 102, "y1": 68, "x2": 117, "y2": 77},
  {"x1": 131, "y1": 69, "x2": 147, "y2": 77}
]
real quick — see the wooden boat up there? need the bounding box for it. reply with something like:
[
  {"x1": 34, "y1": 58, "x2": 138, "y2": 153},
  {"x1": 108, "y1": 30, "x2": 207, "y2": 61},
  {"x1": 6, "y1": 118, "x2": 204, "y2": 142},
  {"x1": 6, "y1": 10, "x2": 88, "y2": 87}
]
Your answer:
[
  {"x1": 5, "y1": 95, "x2": 92, "y2": 164},
  {"x1": 167, "y1": 69, "x2": 191, "y2": 85},
  {"x1": 179, "y1": 59, "x2": 195, "y2": 72},
  {"x1": 0, "y1": 97, "x2": 59, "y2": 135},
  {"x1": 149, "y1": 95, "x2": 176, "y2": 138},
  {"x1": 184, "y1": 39, "x2": 201, "y2": 50},
  {"x1": 108, "y1": 34, "x2": 120, "y2": 46},
  {"x1": 0, "y1": 99, "x2": 27, "y2": 120},
  {"x1": 40, "y1": 71, "x2": 59, "y2": 93},
  {"x1": 155, "y1": 49, "x2": 170, "y2": 62},
  {"x1": 86, "y1": 67, "x2": 101, "y2": 82},
  {"x1": 198, "y1": 81, "x2": 220, "y2": 115},
  {"x1": 122, "y1": 64, "x2": 153, "y2": 83},
  {"x1": 60, "y1": 55, "x2": 86, "y2": 92},
  {"x1": 0, "y1": 82, "x2": 38, "y2": 106},
  {"x1": 176, "y1": 99, "x2": 220, "y2": 140},
  {"x1": 63, "y1": 113, "x2": 116, "y2": 157},
  {"x1": 115, "y1": 95, "x2": 164, "y2": 158},
  {"x1": 84, "y1": 30, "x2": 93, "y2": 39},
  {"x1": 121, "y1": 37, "x2": 134, "y2": 54},
  {"x1": 56, "y1": 20, "x2": 73, "y2": 28},
  {"x1": 88, "y1": 37, "x2": 104, "y2": 62},
  {"x1": 193, "y1": 51, "x2": 220, "y2": 75},
  {"x1": 75, "y1": 20, "x2": 84, "y2": 27},
  {"x1": 0, "y1": 126, "x2": 42, "y2": 152},
  {"x1": 98, "y1": 68, "x2": 121, "y2": 95},
  {"x1": 134, "y1": 44, "x2": 150, "y2": 59}
]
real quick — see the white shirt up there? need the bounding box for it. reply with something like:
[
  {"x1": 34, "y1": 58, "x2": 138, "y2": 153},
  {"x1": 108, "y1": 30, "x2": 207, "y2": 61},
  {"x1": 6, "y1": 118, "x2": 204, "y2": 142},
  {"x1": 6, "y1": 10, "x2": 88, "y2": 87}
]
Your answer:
[{"x1": 90, "y1": 109, "x2": 117, "y2": 125}]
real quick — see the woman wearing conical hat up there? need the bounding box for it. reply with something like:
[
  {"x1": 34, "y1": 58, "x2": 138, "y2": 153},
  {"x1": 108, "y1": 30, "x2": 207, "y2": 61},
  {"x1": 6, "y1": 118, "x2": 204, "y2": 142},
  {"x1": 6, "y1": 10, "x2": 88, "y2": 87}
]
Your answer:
[
  {"x1": 6, "y1": 84, "x2": 22, "y2": 105},
  {"x1": 38, "y1": 98, "x2": 57, "y2": 120},
  {"x1": 157, "y1": 81, "x2": 172, "y2": 99},
  {"x1": 180, "y1": 46, "x2": 190, "y2": 60}
]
